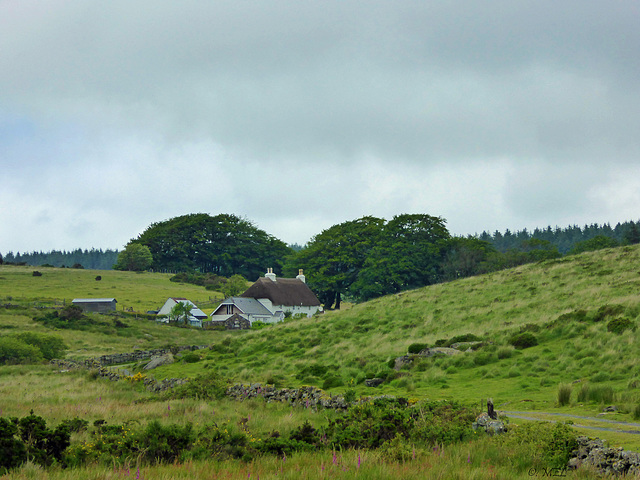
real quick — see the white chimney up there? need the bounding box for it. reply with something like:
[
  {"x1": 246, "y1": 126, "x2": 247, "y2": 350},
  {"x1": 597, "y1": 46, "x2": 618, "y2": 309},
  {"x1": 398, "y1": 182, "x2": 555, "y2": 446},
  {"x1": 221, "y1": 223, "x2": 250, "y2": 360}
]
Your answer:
[
  {"x1": 296, "y1": 269, "x2": 306, "y2": 283},
  {"x1": 265, "y1": 267, "x2": 277, "y2": 282}
]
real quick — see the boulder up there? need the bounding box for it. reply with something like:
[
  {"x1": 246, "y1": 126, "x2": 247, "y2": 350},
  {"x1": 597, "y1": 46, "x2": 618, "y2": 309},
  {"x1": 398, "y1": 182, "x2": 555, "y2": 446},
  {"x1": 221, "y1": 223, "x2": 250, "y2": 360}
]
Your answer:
[
  {"x1": 143, "y1": 354, "x2": 174, "y2": 370},
  {"x1": 472, "y1": 412, "x2": 506, "y2": 435},
  {"x1": 365, "y1": 378, "x2": 385, "y2": 387},
  {"x1": 418, "y1": 347, "x2": 462, "y2": 357}
]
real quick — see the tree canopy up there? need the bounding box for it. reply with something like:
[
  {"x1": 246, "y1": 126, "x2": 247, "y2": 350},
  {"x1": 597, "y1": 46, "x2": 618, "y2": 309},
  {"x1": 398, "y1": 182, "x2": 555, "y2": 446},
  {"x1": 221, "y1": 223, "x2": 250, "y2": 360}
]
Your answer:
[
  {"x1": 128, "y1": 213, "x2": 292, "y2": 279},
  {"x1": 287, "y1": 214, "x2": 450, "y2": 306},
  {"x1": 114, "y1": 244, "x2": 153, "y2": 271}
]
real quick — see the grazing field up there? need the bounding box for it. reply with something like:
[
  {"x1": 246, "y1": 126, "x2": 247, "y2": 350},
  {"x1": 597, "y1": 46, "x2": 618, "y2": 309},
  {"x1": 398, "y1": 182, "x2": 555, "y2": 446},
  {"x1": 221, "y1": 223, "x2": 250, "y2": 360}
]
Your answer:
[{"x1": 1, "y1": 245, "x2": 639, "y2": 477}]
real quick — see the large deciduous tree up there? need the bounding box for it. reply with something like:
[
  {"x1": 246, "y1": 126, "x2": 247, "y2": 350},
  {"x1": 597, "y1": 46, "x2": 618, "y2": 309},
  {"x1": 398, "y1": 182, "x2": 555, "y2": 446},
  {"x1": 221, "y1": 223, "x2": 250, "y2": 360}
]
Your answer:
[
  {"x1": 352, "y1": 214, "x2": 450, "y2": 300},
  {"x1": 113, "y1": 244, "x2": 153, "y2": 271},
  {"x1": 129, "y1": 213, "x2": 291, "y2": 278},
  {"x1": 289, "y1": 216, "x2": 385, "y2": 309},
  {"x1": 289, "y1": 214, "x2": 451, "y2": 306}
]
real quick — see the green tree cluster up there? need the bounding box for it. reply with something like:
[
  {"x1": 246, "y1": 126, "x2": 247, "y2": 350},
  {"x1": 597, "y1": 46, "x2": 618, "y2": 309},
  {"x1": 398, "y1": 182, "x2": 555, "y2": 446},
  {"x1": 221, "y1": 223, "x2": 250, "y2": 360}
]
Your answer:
[
  {"x1": 0, "y1": 333, "x2": 67, "y2": 365},
  {"x1": 114, "y1": 244, "x2": 153, "y2": 271},
  {"x1": 127, "y1": 213, "x2": 291, "y2": 279},
  {"x1": 287, "y1": 214, "x2": 451, "y2": 307}
]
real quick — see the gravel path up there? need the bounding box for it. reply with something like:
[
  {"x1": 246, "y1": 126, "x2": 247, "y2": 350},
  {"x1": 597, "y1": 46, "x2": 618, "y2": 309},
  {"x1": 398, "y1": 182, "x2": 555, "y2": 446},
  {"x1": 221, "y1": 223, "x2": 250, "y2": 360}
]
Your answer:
[{"x1": 501, "y1": 410, "x2": 640, "y2": 434}]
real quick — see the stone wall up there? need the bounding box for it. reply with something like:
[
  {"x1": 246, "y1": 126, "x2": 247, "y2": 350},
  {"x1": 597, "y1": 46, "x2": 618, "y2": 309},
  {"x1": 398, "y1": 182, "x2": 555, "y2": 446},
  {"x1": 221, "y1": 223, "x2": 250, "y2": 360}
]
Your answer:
[
  {"x1": 50, "y1": 358, "x2": 187, "y2": 392},
  {"x1": 94, "y1": 345, "x2": 208, "y2": 366},
  {"x1": 568, "y1": 436, "x2": 640, "y2": 476}
]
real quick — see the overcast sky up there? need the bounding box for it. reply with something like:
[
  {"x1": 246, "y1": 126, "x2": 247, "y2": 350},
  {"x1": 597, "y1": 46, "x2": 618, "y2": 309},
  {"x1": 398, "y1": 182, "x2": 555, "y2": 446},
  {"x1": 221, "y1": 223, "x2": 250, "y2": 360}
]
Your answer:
[{"x1": 1, "y1": 1, "x2": 639, "y2": 253}]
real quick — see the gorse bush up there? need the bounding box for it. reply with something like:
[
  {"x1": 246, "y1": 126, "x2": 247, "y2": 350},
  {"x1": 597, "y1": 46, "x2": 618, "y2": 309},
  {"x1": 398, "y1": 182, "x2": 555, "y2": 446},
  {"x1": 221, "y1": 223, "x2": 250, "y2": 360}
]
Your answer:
[
  {"x1": 434, "y1": 333, "x2": 482, "y2": 348},
  {"x1": 0, "y1": 412, "x2": 71, "y2": 473},
  {"x1": 408, "y1": 342, "x2": 428, "y2": 354},
  {"x1": 509, "y1": 332, "x2": 538, "y2": 349},
  {"x1": 607, "y1": 317, "x2": 634, "y2": 334}
]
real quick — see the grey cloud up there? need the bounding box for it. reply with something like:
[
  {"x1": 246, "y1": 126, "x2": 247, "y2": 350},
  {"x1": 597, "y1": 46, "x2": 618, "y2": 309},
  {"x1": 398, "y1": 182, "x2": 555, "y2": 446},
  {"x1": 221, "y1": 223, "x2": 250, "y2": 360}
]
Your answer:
[
  {"x1": 2, "y1": 1, "x2": 638, "y2": 164},
  {"x1": 1, "y1": 1, "x2": 639, "y2": 252}
]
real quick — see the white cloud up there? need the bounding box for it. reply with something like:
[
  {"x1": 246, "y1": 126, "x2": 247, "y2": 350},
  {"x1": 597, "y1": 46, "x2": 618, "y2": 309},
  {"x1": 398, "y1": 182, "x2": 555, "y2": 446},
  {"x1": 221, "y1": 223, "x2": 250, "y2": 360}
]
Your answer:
[{"x1": 0, "y1": 1, "x2": 638, "y2": 252}]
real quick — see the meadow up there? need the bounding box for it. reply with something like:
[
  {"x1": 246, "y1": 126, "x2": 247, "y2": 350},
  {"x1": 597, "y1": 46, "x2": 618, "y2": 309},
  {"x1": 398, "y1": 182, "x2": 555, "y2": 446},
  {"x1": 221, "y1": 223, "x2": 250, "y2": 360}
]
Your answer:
[{"x1": 1, "y1": 245, "x2": 640, "y2": 478}]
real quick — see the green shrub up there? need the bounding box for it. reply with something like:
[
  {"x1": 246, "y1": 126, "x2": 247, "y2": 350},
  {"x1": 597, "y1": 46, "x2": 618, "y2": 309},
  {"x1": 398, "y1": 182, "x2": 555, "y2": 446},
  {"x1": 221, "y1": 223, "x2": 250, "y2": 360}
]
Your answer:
[
  {"x1": 322, "y1": 375, "x2": 345, "y2": 389},
  {"x1": 509, "y1": 332, "x2": 538, "y2": 349},
  {"x1": 473, "y1": 352, "x2": 497, "y2": 366},
  {"x1": 497, "y1": 347, "x2": 514, "y2": 359},
  {"x1": 0, "y1": 337, "x2": 43, "y2": 364},
  {"x1": 607, "y1": 317, "x2": 634, "y2": 334},
  {"x1": 407, "y1": 343, "x2": 428, "y2": 354},
  {"x1": 13, "y1": 332, "x2": 67, "y2": 360},
  {"x1": 593, "y1": 304, "x2": 625, "y2": 322},
  {"x1": 633, "y1": 404, "x2": 640, "y2": 421},
  {"x1": 591, "y1": 372, "x2": 610, "y2": 383},
  {"x1": 494, "y1": 422, "x2": 577, "y2": 468},
  {"x1": 0, "y1": 417, "x2": 27, "y2": 472},
  {"x1": 138, "y1": 421, "x2": 194, "y2": 463},
  {"x1": 557, "y1": 384, "x2": 572, "y2": 406},
  {"x1": 435, "y1": 334, "x2": 482, "y2": 348},
  {"x1": 168, "y1": 371, "x2": 229, "y2": 400},
  {"x1": 181, "y1": 352, "x2": 201, "y2": 363}
]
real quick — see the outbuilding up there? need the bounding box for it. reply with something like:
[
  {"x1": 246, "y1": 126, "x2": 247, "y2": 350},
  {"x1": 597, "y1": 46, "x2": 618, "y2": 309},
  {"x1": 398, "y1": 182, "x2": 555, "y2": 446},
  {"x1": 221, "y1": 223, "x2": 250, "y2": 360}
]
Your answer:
[{"x1": 71, "y1": 298, "x2": 117, "y2": 313}]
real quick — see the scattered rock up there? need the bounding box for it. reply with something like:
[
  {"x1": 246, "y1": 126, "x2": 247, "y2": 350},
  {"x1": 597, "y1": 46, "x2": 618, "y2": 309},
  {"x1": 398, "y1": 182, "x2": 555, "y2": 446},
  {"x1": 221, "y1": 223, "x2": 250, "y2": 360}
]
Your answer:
[
  {"x1": 364, "y1": 378, "x2": 385, "y2": 387},
  {"x1": 418, "y1": 347, "x2": 462, "y2": 357},
  {"x1": 143, "y1": 354, "x2": 174, "y2": 370},
  {"x1": 472, "y1": 412, "x2": 506, "y2": 435},
  {"x1": 450, "y1": 341, "x2": 483, "y2": 350}
]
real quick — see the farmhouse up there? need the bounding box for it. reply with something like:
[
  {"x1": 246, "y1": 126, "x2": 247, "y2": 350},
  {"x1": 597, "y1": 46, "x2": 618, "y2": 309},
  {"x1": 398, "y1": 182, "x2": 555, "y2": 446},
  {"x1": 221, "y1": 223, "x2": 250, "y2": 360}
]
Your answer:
[
  {"x1": 71, "y1": 298, "x2": 117, "y2": 313},
  {"x1": 157, "y1": 297, "x2": 208, "y2": 327},
  {"x1": 210, "y1": 268, "x2": 322, "y2": 327}
]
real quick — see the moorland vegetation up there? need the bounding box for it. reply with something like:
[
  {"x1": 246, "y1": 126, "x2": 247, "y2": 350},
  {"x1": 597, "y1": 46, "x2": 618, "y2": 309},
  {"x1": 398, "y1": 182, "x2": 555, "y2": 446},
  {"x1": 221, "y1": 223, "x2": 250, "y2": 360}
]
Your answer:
[{"x1": 1, "y1": 241, "x2": 640, "y2": 477}]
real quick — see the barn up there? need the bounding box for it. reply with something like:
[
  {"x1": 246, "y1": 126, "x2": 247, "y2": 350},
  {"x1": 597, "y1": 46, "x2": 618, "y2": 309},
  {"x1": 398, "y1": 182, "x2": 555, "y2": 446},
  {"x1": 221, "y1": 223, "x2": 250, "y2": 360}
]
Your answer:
[{"x1": 71, "y1": 298, "x2": 117, "y2": 313}]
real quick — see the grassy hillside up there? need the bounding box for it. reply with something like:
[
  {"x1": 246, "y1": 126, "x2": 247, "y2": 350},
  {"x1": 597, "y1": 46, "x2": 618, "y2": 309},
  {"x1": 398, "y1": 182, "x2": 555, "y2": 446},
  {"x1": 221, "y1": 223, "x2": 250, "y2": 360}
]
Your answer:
[
  {"x1": 0, "y1": 265, "x2": 221, "y2": 313},
  {"x1": 147, "y1": 245, "x2": 640, "y2": 409},
  {"x1": 0, "y1": 246, "x2": 639, "y2": 477}
]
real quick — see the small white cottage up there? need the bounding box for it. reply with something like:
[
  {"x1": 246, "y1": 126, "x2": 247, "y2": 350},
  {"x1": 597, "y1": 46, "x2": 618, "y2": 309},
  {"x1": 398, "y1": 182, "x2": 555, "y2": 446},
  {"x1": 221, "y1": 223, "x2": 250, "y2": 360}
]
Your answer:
[{"x1": 157, "y1": 297, "x2": 208, "y2": 327}]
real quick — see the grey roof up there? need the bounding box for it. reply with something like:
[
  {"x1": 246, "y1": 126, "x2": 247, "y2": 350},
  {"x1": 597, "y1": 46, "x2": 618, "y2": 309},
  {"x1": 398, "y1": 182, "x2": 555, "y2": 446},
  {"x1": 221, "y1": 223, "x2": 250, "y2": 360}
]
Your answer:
[
  {"x1": 215, "y1": 297, "x2": 274, "y2": 316},
  {"x1": 72, "y1": 298, "x2": 117, "y2": 303}
]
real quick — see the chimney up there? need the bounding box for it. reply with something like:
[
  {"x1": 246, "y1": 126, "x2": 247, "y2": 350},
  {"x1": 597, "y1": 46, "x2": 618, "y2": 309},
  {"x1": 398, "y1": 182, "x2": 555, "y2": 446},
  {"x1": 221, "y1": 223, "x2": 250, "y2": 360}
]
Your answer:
[
  {"x1": 265, "y1": 267, "x2": 277, "y2": 282},
  {"x1": 296, "y1": 269, "x2": 306, "y2": 283}
]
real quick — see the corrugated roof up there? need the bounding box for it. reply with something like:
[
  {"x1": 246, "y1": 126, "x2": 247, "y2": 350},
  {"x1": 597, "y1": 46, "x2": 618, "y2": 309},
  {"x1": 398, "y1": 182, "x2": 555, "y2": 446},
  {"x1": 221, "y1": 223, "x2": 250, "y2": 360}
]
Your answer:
[
  {"x1": 241, "y1": 277, "x2": 321, "y2": 307},
  {"x1": 72, "y1": 298, "x2": 117, "y2": 303}
]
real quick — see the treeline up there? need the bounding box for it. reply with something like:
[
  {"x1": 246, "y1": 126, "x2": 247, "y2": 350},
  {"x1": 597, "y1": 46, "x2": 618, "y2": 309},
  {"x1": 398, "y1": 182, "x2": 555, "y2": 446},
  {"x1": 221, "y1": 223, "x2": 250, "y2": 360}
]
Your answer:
[
  {"x1": 282, "y1": 216, "x2": 640, "y2": 308},
  {"x1": 2, "y1": 214, "x2": 639, "y2": 306},
  {"x1": 0, "y1": 248, "x2": 119, "y2": 270},
  {"x1": 478, "y1": 220, "x2": 640, "y2": 254}
]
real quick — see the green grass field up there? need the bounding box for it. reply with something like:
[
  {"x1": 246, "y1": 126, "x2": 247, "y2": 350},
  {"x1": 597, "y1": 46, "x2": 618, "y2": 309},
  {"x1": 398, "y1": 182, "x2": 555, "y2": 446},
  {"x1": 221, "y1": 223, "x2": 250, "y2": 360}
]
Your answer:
[{"x1": 1, "y1": 245, "x2": 639, "y2": 477}]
